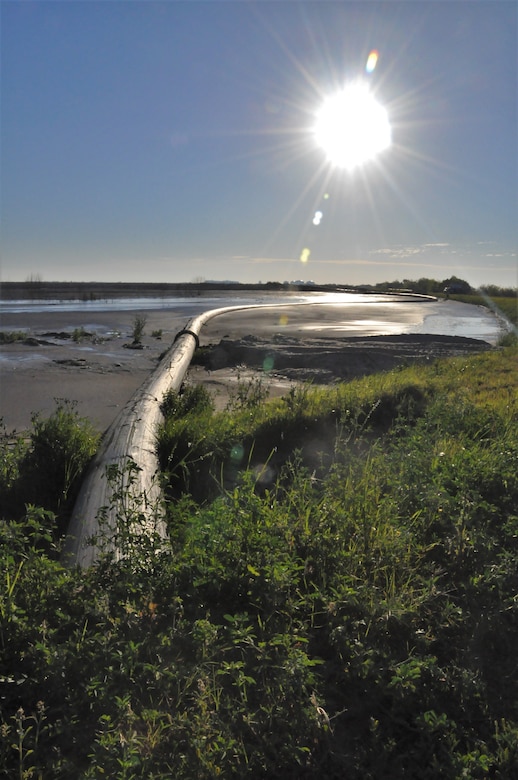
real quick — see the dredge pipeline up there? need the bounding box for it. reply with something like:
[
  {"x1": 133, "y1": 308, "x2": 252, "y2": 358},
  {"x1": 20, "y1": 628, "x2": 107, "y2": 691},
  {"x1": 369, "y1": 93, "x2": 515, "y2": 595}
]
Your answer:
[
  {"x1": 62, "y1": 304, "x2": 243, "y2": 567},
  {"x1": 62, "y1": 294, "x2": 438, "y2": 567}
]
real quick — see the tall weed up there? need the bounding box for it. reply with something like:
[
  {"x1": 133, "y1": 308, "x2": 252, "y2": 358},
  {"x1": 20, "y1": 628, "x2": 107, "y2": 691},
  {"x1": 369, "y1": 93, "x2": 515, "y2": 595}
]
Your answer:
[{"x1": 0, "y1": 401, "x2": 99, "y2": 535}]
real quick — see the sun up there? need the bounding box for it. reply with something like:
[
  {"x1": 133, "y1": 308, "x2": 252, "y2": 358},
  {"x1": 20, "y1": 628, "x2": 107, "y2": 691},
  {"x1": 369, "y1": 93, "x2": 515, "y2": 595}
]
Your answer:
[{"x1": 314, "y1": 82, "x2": 391, "y2": 170}]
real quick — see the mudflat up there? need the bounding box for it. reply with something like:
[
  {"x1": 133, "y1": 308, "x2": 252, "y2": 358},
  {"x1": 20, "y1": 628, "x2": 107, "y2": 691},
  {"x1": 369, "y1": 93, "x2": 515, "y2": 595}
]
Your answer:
[
  {"x1": 0, "y1": 307, "x2": 189, "y2": 433},
  {"x1": 0, "y1": 304, "x2": 492, "y2": 434}
]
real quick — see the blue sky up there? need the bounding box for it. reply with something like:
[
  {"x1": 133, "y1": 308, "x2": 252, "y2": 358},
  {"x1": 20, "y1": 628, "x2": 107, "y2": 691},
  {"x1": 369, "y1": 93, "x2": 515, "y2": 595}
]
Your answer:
[{"x1": 2, "y1": 1, "x2": 516, "y2": 287}]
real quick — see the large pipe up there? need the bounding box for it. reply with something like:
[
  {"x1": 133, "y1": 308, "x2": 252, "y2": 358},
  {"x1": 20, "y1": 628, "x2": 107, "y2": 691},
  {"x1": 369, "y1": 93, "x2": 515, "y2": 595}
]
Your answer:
[
  {"x1": 61, "y1": 304, "x2": 252, "y2": 568},
  {"x1": 62, "y1": 293, "x2": 432, "y2": 566}
]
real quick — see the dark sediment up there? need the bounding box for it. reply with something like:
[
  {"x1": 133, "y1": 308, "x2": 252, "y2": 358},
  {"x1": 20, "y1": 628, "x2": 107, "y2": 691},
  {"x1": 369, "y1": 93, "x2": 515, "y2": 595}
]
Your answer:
[{"x1": 197, "y1": 333, "x2": 492, "y2": 383}]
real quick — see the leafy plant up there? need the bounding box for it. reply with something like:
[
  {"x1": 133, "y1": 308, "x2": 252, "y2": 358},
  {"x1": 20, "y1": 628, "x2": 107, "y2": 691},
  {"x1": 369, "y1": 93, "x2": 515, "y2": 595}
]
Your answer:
[
  {"x1": 225, "y1": 373, "x2": 270, "y2": 412},
  {"x1": 23, "y1": 401, "x2": 99, "y2": 515},
  {"x1": 160, "y1": 384, "x2": 214, "y2": 419},
  {"x1": 0, "y1": 401, "x2": 99, "y2": 537},
  {"x1": 72, "y1": 326, "x2": 88, "y2": 343},
  {"x1": 131, "y1": 315, "x2": 147, "y2": 345},
  {"x1": 0, "y1": 421, "x2": 27, "y2": 504}
]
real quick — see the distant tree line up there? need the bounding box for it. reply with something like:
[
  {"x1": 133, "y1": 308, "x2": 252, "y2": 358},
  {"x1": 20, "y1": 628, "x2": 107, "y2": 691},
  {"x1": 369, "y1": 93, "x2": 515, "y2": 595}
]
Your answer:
[
  {"x1": 2, "y1": 276, "x2": 515, "y2": 301},
  {"x1": 371, "y1": 276, "x2": 516, "y2": 297},
  {"x1": 478, "y1": 283, "x2": 517, "y2": 298}
]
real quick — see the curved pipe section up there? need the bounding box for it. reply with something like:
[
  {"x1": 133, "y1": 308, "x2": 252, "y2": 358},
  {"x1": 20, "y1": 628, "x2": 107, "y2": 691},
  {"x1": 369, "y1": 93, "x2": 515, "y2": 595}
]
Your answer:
[
  {"x1": 61, "y1": 304, "x2": 269, "y2": 567},
  {"x1": 62, "y1": 294, "x2": 437, "y2": 567}
]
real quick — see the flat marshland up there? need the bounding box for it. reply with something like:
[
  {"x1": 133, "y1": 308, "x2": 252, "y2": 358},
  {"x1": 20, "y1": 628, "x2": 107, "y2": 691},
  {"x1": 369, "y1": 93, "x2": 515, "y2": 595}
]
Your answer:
[{"x1": 1, "y1": 344, "x2": 517, "y2": 777}]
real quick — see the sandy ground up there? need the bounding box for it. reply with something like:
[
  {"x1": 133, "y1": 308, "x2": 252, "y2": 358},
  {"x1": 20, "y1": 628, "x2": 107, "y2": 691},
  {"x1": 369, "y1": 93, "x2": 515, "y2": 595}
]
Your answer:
[{"x1": 0, "y1": 303, "x2": 494, "y2": 434}]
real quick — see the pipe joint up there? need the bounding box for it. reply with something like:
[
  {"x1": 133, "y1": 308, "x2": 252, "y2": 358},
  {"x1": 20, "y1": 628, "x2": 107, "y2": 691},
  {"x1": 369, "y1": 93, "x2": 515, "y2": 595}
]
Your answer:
[{"x1": 174, "y1": 328, "x2": 200, "y2": 349}]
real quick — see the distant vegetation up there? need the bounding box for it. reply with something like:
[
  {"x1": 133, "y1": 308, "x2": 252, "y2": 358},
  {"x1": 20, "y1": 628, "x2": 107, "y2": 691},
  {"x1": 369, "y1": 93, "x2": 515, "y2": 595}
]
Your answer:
[
  {"x1": 1, "y1": 343, "x2": 517, "y2": 776},
  {"x1": 371, "y1": 275, "x2": 516, "y2": 299},
  {"x1": 1, "y1": 276, "x2": 516, "y2": 302}
]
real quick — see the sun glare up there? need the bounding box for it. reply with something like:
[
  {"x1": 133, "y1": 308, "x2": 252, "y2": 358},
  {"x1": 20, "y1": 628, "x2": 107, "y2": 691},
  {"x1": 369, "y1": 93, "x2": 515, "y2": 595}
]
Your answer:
[{"x1": 314, "y1": 83, "x2": 391, "y2": 170}]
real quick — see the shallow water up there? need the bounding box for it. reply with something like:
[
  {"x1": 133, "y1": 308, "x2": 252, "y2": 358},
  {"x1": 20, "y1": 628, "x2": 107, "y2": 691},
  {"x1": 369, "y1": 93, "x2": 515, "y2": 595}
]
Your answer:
[
  {"x1": 298, "y1": 299, "x2": 503, "y2": 345},
  {"x1": 0, "y1": 294, "x2": 269, "y2": 316},
  {"x1": 0, "y1": 293, "x2": 505, "y2": 348}
]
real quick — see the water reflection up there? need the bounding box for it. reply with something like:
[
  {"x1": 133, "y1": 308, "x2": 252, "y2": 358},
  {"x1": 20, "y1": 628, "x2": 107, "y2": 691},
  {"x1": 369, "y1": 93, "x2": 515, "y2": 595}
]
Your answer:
[
  {"x1": 0, "y1": 295, "x2": 266, "y2": 315},
  {"x1": 0, "y1": 293, "x2": 504, "y2": 344}
]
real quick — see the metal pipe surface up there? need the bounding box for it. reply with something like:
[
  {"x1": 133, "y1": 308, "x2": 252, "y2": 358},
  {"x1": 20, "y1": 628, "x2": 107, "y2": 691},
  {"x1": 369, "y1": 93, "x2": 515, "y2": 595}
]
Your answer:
[
  {"x1": 62, "y1": 294, "x2": 434, "y2": 567},
  {"x1": 62, "y1": 304, "x2": 249, "y2": 567}
]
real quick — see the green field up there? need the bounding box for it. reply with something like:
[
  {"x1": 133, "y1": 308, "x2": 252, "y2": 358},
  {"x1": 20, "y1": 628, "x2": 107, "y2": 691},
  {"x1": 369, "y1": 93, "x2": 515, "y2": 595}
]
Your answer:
[{"x1": 1, "y1": 345, "x2": 517, "y2": 777}]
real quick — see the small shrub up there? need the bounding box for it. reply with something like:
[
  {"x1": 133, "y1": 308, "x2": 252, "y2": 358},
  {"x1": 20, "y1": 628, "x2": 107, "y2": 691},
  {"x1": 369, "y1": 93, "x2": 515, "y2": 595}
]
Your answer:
[
  {"x1": 161, "y1": 384, "x2": 214, "y2": 419},
  {"x1": 131, "y1": 315, "x2": 147, "y2": 345},
  {"x1": 0, "y1": 421, "x2": 28, "y2": 517},
  {"x1": 16, "y1": 400, "x2": 99, "y2": 532},
  {"x1": 72, "y1": 326, "x2": 88, "y2": 343},
  {"x1": 225, "y1": 374, "x2": 270, "y2": 412},
  {"x1": 0, "y1": 331, "x2": 28, "y2": 344}
]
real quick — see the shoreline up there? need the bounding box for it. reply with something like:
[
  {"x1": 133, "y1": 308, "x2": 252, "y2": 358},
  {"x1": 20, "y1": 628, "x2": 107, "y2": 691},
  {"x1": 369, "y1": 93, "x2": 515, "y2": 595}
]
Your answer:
[
  {"x1": 0, "y1": 301, "x2": 494, "y2": 434},
  {"x1": 0, "y1": 281, "x2": 334, "y2": 302}
]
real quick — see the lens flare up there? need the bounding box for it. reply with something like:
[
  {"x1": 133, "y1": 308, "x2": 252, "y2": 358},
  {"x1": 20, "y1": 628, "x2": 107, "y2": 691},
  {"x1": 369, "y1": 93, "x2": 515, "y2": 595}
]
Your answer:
[
  {"x1": 313, "y1": 210, "x2": 323, "y2": 226},
  {"x1": 300, "y1": 247, "x2": 311, "y2": 264},
  {"x1": 365, "y1": 50, "x2": 379, "y2": 74},
  {"x1": 253, "y1": 463, "x2": 275, "y2": 485},
  {"x1": 263, "y1": 355, "x2": 275, "y2": 372},
  {"x1": 230, "y1": 443, "x2": 244, "y2": 463}
]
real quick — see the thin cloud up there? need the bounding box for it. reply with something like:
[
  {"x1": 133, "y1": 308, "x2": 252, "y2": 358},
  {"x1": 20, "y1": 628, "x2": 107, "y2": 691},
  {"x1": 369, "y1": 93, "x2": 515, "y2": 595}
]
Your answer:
[
  {"x1": 370, "y1": 243, "x2": 452, "y2": 259},
  {"x1": 370, "y1": 246, "x2": 425, "y2": 258},
  {"x1": 245, "y1": 257, "x2": 299, "y2": 265}
]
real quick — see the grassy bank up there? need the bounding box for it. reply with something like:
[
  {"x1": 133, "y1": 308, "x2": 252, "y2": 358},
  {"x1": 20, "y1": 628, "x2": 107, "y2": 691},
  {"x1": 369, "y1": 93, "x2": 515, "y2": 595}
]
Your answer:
[
  {"x1": 447, "y1": 293, "x2": 517, "y2": 331},
  {"x1": 1, "y1": 346, "x2": 517, "y2": 777}
]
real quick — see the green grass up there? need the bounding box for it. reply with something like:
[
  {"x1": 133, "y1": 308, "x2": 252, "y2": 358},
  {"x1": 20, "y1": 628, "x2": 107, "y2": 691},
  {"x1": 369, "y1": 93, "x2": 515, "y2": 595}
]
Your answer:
[
  {"x1": 1, "y1": 347, "x2": 517, "y2": 777},
  {"x1": 447, "y1": 293, "x2": 518, "y2": 330}
]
